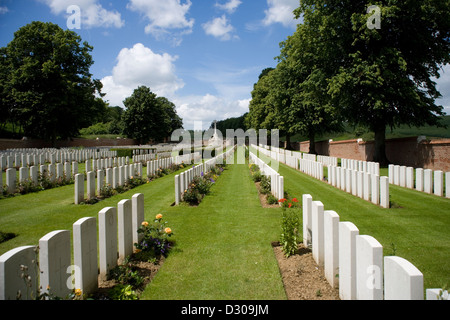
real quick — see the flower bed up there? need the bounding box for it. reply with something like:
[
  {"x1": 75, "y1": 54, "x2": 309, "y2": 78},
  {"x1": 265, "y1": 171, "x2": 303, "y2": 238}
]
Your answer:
[{"x1": 182, "y1": 163, "x2": 227, "y2": 206}]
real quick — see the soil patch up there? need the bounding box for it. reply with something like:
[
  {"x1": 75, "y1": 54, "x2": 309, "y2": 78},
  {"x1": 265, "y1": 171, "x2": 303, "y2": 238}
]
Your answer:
[
  {"x1": 93, "y1": 256, "x2": 165, "y2": 300},
  {"x1": 255, "y1": 182, "x2": 279, "y2": 208},
  {"x1": 272, "y1": 242, "x2": 340, "y2": 300}
]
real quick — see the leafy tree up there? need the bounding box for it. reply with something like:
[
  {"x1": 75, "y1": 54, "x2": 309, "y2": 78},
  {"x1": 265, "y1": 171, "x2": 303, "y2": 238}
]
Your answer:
[
  {"x1": 157, "y1": 96, "x2": 183, "y2": 137},
  {"x1": 212, "y1": 114, "x2": 248, "y2": 133},
  {"x1": 295, "y1": 0, "x2": 450, "y2": 164},
  {"x1": 276, "y1": 14, "x2": 342, "y2": 153},
  {"x1": 245, "y1": 68, "x2": 277, "y2": 131},
  {"x1": 121, "y1": 86, "x2": 182, "y2": 144},
  {"x1": 0, "y1": 21, "x2": 105, "y2": 144}
]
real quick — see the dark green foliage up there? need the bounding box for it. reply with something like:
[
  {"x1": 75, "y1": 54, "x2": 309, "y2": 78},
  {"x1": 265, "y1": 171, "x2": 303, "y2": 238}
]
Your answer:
[
  {"x1": 0, "y1": 21, "x2": 106, "y2": 143},
  {"x1": 121, "y1": 86, "x2": 183, "y2": 144}
]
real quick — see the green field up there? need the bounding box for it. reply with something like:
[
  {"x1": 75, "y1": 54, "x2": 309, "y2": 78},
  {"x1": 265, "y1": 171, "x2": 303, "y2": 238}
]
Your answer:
[{"x1": 0, "y1": 148, "x2": 448, "y2": 299}]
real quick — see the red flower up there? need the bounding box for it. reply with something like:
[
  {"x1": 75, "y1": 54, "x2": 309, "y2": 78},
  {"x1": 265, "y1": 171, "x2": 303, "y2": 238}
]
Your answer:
[
  {"x1": 278, "y1": 198, "x2": 287, "y2": 203},
  {"x1": 288, "y1": 203, "x2": 292, "y2": 208},
  {"x1": 292, "y1": 198, "x2": 298, "y2": 203}
]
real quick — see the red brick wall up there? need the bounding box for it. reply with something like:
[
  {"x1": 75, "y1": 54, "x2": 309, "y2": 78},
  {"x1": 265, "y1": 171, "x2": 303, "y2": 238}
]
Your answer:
[{"x1": 292, "y1": 137, "x2": 450, "y2": 171}]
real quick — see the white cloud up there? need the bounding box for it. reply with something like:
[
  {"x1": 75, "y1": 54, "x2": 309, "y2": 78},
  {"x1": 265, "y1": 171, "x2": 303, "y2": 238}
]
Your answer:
[
  {"x1": 127, "y1": 0, "x2": 194, "y2": 43},
  {"x1": 101, "y1": 43, "x2": 184, "y2": 107},
  {"x1": 41, "y1": 0, "x2": 124, "y2": 28},
  {"x1": 263, "y1": 0, "x2": 300, "y2": 28},
  {"x1": 202, "y1": 15, "x2": 237, "y2": 41},
  {"x1": 215, "y1": 0, "x2": 242, "y2": 14},
  {"x1": 0, "y1": 6, "x2": 8, "y2": 14},
  {"x1": 434, "y1": 64, "x2": 450, "y2": 115},
  {"x1": 173, "y1": 94, "x2": 249, "y2": 130}
]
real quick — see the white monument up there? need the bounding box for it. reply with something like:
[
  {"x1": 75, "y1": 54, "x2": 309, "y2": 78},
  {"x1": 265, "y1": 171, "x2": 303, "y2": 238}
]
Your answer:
[{"x1": 208, "y1": 120, "x2": 222, "y2": 147}]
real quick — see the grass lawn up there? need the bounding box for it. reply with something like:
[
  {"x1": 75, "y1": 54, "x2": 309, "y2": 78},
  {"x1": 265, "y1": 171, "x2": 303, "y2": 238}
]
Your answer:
[
  {"x1": 275, "y1": 159, "x2": 450, "y2": 291},
  {"x1": 139, "y1": 157, "x2": 286, "y2": 300},
  {"x1": 0, "y1": 164, "x2": 191, "y2": 255},
  {"x1": 1, "y1": 147, "x2": 448, "y2": 299}
]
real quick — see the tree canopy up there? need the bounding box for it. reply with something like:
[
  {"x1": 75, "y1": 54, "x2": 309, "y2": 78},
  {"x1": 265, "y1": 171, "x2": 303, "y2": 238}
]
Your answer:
[
  {"x1": 121, "y1": 86, "x2": 183, "y2": 144},
  {"x1": 0, "y1": 21, "x2": 106, "y2": 144},
  {"x1": 246, "y1": 0, "x2": 450, "y2": 162}
]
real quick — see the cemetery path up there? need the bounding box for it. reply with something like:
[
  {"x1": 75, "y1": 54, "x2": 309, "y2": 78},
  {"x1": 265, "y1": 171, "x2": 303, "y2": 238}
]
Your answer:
[{"x1": 140, "y1": 158, "x2": 287, "y2": 300}]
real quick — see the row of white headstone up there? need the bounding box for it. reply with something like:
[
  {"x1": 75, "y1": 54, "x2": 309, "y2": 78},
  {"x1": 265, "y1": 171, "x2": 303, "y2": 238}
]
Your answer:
[
  {"x1": 341, "y1": 158, "x2": 380, "y2": 176},
  {"x1": 302, "y1": 194, "x2": 448, "y2": 300},
  {"x1": 1, "y1": 148, "x2": 116, "y2": 170},
  {"x1": 174, "y1": 146, "x2": 236, "y2": 205},
  {"x1": 1, "y1": 161, "x2": 81, "y2": 194},
  {"x1": 388, "y1": 165, "x2": 450, "y2": 198},
  {"x1": 328, "y1": 165, "x2": 390, "y2": 208},
  {"x1": 248, "y1": 149, "x2": 284, "y2": 201},
  {"x1": 74, "y1": 162, "x2": 143, "y2": 204},
  {"x1": 0, "y1": 193, "x2": 145, "y2": 300},
  {"x1": 253, "y1": 145, "x2": 389, "y2": 208}
]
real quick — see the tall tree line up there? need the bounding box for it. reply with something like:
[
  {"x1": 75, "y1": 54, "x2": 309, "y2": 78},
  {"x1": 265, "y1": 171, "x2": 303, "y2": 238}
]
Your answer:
[
  {"x1": 246, "y1": 0, "x2": 449, "y2": 164},
  {"x1": 0, "y1": 21, "x2": 183, "y2": 144}
]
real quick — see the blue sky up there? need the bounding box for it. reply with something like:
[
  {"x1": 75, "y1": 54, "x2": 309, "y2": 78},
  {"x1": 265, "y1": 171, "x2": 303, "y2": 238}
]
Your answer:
[{"x1": 0, "y1": 0, "x2": 449, "y2": 130}]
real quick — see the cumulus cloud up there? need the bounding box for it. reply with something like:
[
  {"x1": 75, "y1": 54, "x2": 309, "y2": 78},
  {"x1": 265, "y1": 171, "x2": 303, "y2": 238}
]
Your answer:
[
  {"x1": 101, "y1": 43, "x2": 184, "y2": 107},
  {"x1": 434, "y1": 64, "x2": 450, "y2": 115},
  {"x1": 262, "y1": 0, "x2": 300, "y2": 28},
  {"x1": 174, "y1": 94, "x2": 250, "y2": 130},
  {"x1": 215, "y1": 0, "x2": 242, "y2": 14},
  {"x1": 41, "y1": 0, "x2": 124, "y2": 28},
  {"x1": 202, "y1": 15, "x2": 237, "y2": 41},
  {"x1": 127, "y1": 0, "x2": 194, "y2": 44}
]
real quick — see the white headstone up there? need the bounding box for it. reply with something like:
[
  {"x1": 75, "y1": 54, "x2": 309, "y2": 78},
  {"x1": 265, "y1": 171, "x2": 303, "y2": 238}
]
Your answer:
[
  {"x1": 132, "y1": 193, "x2": 145, "y2": 246},
  {"x1": 446, "y1": 172, "x2": 450, "y2": 199},
  {"x1": 424, "y1": 169, "x2": 432, "y2": 194},
  {"x1": 312, "y1": 201, "x2": 325, "y2": 266},
  {"x1": 416, "y1": 168, "x2": 424, "y2": 192},
  {"x1": 302, "y1": 194, "x2": 313, "y2": 247},
  {"x1": 73, "y1": 217, "x2": 98, "y2": 295},
  {"x1": 98, "y1": 207, "x2": 118, "y2": 281},
  {"x1": 356, "y1": 235, "x2": 383, "y2": 300},
  {"x1": 434, "y1": 170, "x2": 443, "y2": 197},
  {"x1": 324, "y1": 210, "x2": 339, "y2": 288},
  {"x1": 339, "y1": 222, "x2": 359, "y2": 300},
  {"x1": 0, "y1": 246, "x2": 38, "y2": 300},
  {"x1": 39, "y1": 230, "x2": 72, "y2": 298},
  {"x1": 380, "y1": 176, "x2": 389, "y2": 208},
  {"x1": 384, "y1": 256, "x2": 423, "y2": 300},
  {"x1": 118, "y1": 199, "x2": 133, "y2": 263},
  {"x1": 371, "y1": 174, "x2": 380, "y2": 205},
  {"x1": 74, "y1": 173, "x2": 84, "y2": 205},
  {"x1": 6, "y1": 168, "x2": 16, "y2": 194},
  {"x1": 406, "y1": 167, "x2": 414, "y2": 189},
  {"x1": 86, "y1": 171, "x2": 95, "y2": 201}
]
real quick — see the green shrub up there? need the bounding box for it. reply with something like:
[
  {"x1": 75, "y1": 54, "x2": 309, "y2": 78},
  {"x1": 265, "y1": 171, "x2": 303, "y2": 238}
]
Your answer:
[
  {"x1": 266, "y1": 194, "x2": 278, "y2": 205},
  {"x1": 252, "y1": 171, "x2": 263, "y2": 182},
  {"x1": 259, "y1": 176, "x2": 271, "y2": 194},
  {"x1": 280, "y1": 209, "x2": 301, "y2": 258}
]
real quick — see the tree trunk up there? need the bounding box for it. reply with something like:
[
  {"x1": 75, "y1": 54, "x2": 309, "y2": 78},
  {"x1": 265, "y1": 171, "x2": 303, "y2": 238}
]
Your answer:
[
  {"x1": 309, "y1": 131, "x2": 316, "y2": 154},
  {"x1": 285, "y1": 133, "x2": 292, "y2": 150},
  {"x1": 373, "y1": 125, "x2": 389, "y2": 166}
]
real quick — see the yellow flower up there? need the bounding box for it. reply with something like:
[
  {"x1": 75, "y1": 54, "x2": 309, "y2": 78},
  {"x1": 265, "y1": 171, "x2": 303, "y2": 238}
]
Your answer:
[
  {"x1": 75, "y1": 289, "x2": 82, "y2": 296},
  {"x1": 165, "y1": 227, "x2": 172, "y2": 234},
  {"x1": 156, "y1": 214, "x2": 163, "y2": 220},
  {"x1": 141, "y1": 221, "x2": 149, "y2": 227}
]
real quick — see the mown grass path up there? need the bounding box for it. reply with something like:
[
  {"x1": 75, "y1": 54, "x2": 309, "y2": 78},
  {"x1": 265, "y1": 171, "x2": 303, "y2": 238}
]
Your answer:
[
  {"x1": 277, "y1": 161, "x2": 450, "y2": 291},
  {"x1": 140, "y1": 159, "x2": 286, "y2": 300}
]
